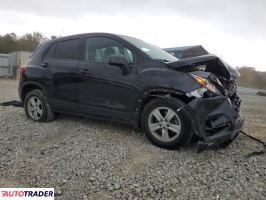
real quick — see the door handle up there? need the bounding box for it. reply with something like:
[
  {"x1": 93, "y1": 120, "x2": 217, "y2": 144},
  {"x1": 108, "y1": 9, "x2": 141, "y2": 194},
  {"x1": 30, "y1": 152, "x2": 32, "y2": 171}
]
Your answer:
[
  {"x1": 41, "y1": 62, "x2": 49, "y2": 68},
  {"x1": 79, "y1": 69, "x2": 92, "y2": 75}
]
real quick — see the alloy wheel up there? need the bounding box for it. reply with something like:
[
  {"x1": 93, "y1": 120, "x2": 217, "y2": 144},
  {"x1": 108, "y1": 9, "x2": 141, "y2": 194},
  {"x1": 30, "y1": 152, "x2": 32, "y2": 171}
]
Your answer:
[
  {"x1": 148, "y1": 107, "x2": 181, "y2": 142},
  {"x1": 27, "y1": 96, "x2": 43, "y2": 120}
]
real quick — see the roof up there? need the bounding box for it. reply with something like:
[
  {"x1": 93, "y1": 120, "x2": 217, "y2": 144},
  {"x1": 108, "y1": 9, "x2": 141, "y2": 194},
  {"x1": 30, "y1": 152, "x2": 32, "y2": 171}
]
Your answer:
[{"x1": 48, "y1": 32, "x2": 120, "y2": 42}]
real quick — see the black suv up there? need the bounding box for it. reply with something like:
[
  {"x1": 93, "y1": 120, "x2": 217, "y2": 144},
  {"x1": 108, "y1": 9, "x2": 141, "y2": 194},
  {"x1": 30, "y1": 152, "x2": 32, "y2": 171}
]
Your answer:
[{"x1": 18, "y1": 33, "x2": 243, "y2": 151}]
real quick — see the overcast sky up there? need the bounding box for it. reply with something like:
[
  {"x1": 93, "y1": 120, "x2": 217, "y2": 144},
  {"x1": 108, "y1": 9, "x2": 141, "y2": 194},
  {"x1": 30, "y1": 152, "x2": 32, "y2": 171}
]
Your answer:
[{"x1": 0, "y1": 0, "x2": 265, "y2": 71}]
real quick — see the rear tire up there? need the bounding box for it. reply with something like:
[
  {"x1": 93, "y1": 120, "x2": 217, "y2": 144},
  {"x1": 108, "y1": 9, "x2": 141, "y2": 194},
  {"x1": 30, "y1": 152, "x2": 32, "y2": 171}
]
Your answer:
[
  {"x1": 141, "y1": 98, "x2": 193, "y2": 149},
  {"x1": 24, "y1": 89, "x2": 55, "y2": 122}
]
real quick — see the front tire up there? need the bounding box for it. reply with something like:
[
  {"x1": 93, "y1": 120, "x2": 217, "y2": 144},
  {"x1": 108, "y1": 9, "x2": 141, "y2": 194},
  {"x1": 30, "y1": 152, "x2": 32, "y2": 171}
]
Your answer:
[
  {"x1": 141, "y1": 98, "x2": 193, "y2": 149},
  {"x1": 24, "y1": 89, "x2": 55, "y2": 122}
]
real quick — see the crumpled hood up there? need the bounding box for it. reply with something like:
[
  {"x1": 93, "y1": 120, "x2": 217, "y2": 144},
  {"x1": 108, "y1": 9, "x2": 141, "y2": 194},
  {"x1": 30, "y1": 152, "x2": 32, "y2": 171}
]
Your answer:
[{"x1": 166, "y1": 54, "x2": 240, "y2": 81}]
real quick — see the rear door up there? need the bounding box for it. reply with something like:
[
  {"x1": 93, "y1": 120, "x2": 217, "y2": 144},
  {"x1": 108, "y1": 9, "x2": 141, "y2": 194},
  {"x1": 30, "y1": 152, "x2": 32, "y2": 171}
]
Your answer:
[{"x1": 42, "y1": 38, "x2": 82, "y2": 111}]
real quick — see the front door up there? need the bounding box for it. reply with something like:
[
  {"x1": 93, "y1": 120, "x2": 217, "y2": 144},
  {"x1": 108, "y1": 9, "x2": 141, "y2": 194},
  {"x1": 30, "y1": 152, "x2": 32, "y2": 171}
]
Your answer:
[{"x1": 78, "y1": 36, "x2": 137, "y2": 120}]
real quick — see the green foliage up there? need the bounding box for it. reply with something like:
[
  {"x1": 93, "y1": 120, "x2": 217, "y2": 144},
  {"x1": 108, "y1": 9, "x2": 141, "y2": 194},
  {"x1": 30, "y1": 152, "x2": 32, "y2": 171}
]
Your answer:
[
  {"x1": 237, "y1": 66, "x2": 266, "y2": 90},
  {"x1": 0, "y1": 32, "x2": 48, "y2": 53}
]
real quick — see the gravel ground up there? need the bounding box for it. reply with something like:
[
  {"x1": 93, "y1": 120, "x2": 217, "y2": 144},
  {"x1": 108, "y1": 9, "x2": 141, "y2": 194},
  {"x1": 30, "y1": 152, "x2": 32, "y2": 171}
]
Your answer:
[{"x1": 0, "y1": 79, "x2": 265, "y2": 200}]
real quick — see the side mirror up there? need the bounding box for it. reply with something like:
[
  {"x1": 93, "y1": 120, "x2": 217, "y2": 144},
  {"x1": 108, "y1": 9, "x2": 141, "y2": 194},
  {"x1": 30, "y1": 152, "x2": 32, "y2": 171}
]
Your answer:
[{"x1": 108, "y1": 55, "x2": 130, "y2": 75}]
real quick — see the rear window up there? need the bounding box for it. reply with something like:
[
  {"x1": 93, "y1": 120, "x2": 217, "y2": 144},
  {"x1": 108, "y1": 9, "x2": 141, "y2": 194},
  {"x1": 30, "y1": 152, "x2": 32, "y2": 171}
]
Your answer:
[{"x1": 54, "y1": 39, "x2": 81, "y2": 60}]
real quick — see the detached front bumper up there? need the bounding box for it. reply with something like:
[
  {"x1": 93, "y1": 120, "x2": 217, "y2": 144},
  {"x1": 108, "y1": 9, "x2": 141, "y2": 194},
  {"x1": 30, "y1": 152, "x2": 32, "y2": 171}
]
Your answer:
[{"x1": 186, "y1": 95, "x2": 244, "y2": 152}]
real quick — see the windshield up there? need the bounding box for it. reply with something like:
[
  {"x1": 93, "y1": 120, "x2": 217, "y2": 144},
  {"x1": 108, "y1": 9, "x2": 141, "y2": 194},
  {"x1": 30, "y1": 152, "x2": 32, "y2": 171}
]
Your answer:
[{"x1": 120, "y1": 35, "x2": 178, "y2": 62}]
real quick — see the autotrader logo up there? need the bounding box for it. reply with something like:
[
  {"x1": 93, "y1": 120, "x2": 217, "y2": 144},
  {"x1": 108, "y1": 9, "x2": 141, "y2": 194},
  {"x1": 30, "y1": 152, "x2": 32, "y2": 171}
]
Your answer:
[{"x1": 0, "y1": 188, "x2": 54, "y2": 199}]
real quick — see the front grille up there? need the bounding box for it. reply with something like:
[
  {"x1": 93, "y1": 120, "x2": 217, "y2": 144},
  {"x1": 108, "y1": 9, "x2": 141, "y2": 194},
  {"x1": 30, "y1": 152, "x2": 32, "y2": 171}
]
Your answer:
[
  {"x1": 205, "y1": 115, "x2": 230, "y2": 136},
  {"x1": 224, "y1": 81, "x2": 241, "y2": 111},
  {"x1": 230, "y1": 91, "x2": 241, "y2": 111},
  {"x1": 226, "y1": 81, "x2": 237, "y2": 97}
]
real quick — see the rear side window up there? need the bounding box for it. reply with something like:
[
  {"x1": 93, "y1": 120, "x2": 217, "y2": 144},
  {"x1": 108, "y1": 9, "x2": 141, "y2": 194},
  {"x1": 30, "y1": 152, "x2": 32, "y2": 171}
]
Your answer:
[{"x1": 54, "y1": 39, "x2": 81, "y2": 60}]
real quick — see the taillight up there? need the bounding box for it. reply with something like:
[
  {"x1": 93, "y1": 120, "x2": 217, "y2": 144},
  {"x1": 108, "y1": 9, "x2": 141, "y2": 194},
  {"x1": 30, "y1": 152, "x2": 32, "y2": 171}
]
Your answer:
[
  {"x1": 17, "y1": 65, "x2": 26, "y2": 80},
  {"x1": 19, "y1": 65, "x2": 26, "y2": 75}
]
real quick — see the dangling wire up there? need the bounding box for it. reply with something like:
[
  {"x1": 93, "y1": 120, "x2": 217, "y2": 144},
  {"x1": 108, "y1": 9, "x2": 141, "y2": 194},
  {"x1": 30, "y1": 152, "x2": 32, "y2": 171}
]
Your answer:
[{"x1": 240, "y1": 130, "x2": 266, "y2": 158}]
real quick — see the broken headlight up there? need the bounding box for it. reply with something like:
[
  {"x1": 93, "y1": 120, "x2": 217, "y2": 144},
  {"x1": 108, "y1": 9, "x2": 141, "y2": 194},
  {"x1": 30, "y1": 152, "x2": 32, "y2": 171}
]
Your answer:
[
  {"x1": 190, "y1": 74, "x2": 216, "y2": 93},
  {"x1": 186, "y1": 87, "x2": 208, "y2": 98}
]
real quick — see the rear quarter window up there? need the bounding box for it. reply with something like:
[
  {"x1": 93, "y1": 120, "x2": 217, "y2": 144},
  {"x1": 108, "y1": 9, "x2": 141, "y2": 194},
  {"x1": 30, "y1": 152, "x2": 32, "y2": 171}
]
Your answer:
[{"x1": 43, "y1": 43, "x2": 56, "y2": 60}]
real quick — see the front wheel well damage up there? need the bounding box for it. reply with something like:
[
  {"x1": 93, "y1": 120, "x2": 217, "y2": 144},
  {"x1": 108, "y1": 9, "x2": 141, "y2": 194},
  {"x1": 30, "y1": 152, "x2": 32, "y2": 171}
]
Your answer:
[{"x1": 137, "y1": 89, "x2": 193, "y2": 127}]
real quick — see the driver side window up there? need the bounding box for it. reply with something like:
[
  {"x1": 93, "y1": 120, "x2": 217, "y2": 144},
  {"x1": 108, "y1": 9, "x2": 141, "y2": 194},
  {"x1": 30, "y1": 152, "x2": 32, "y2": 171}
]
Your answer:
[{"x1": 84, "y1": 37, "x2": 134, "y2": 64}]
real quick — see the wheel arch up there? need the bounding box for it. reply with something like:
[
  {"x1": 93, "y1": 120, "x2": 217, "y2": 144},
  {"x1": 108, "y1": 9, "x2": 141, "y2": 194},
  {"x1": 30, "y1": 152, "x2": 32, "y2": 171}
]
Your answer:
[
  {"x1": 20, "y1": 82, "x2": 47, "y2": 103},
  {"x1": 139, "y1": 90, "x2": 196, "y2": 149},
  {"x1": 136, "y1": 88, "x2": 193, "y2": 128}
]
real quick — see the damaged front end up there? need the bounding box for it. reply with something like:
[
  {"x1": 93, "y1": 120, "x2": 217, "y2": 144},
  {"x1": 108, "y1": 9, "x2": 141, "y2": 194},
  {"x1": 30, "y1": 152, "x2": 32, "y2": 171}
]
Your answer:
[
  {"x1": 167, "y1": 54, "x2": 244, "y2": 151},
  {"x1": 188, "y1": 94, "x2": 243, "y2": 152}
]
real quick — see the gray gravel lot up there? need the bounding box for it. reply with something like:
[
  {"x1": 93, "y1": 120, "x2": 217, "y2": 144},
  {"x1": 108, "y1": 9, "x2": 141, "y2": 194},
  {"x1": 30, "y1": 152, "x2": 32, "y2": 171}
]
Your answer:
[{"x1": 0, "y1": 79, "x2": 265, "y2": 200}]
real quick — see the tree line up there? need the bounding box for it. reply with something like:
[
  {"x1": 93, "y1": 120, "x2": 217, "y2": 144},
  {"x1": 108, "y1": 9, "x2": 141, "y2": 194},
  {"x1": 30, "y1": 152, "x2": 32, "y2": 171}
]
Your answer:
[
  {"x1": 0, "y1": 32, "x2": 58, "y2": 54},
  {"x1": 0, "y1": 32, "x2": 265, "y2": 89},
  {"x1": 236, "y1": 67, "x2": 266, "y2": 90}
]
